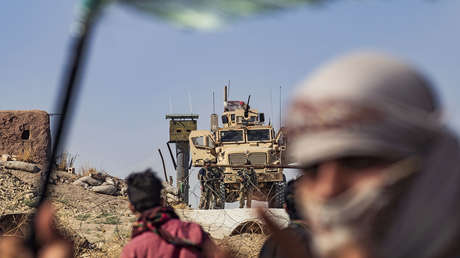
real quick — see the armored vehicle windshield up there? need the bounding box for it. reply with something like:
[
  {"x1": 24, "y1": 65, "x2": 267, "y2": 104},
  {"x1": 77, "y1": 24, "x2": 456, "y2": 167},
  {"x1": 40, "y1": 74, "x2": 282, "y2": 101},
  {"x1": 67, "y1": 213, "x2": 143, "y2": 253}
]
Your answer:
[
  {"x1": 247, "y1": 129, "x2": 271, "y2": 141},
  {"x1": 220, "y1": 130, "x2": 244, "y2": 142}
]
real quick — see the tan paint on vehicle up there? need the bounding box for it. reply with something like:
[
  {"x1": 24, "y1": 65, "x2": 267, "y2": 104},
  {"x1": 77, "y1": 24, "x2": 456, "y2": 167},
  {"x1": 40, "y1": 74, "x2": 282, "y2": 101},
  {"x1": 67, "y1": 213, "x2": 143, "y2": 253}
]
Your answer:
[{"x1": 190, "y1": 93, "x2": 287, "y2": 206}]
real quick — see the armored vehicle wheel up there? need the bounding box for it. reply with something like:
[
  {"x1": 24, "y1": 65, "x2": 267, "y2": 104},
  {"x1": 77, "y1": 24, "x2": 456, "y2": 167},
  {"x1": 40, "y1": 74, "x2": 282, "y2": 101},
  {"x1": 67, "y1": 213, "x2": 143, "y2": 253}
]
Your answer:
[
  {"x1": 268, "y1": 179, "x2": 286, "y2": 208},
  {"x1": 214, "y1": 182, "x2": 226, "y2": 209}
]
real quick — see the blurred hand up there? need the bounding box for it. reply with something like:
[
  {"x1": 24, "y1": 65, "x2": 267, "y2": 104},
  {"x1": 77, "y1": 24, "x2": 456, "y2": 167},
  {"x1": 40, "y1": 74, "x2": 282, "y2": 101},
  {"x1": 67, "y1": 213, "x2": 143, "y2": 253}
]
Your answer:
[
  {"x1": 203, "y1": 238, "x2": 233, "y2": 258},
  {"x1": 257, "y1": 207, "x2": 311, "y2": 258},
  {"x1": 0, "y1": 202, "x2": 73, "y2": 258}
]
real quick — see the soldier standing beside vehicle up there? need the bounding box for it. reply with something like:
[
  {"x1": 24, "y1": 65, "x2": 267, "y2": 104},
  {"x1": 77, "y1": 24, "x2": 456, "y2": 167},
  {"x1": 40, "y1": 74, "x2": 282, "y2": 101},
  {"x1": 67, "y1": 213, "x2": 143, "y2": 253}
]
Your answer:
[
  {"x1": 207, "y1": 167, "x2": 224, "y2": 209},
  {"x1": 238, "y1": 168, "x2": 257, "y2": 208},
  {"x1": 198, "y1": 165, "x2": 211, "y2": 209},
  {"x1": 199, "y1": 165, "x2": 224, "y2": 209}
]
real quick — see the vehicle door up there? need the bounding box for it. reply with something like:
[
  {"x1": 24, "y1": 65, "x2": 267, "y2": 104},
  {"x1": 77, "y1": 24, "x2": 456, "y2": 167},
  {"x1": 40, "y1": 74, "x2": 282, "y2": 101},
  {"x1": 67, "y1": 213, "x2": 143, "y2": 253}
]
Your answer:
[
  {"x1": 275, "y1": 128, "x2": 289, "y2": 165},
  {"x1": 189, "y1": 130, "x2": 217, "y2": 166}
]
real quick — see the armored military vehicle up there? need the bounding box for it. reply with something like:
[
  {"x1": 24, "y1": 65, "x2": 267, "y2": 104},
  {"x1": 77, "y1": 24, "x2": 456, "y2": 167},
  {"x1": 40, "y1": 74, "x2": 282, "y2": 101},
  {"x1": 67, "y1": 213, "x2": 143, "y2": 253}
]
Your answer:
[{"x1": 190, "y1": 86, "x2": 287, "y2": 209}]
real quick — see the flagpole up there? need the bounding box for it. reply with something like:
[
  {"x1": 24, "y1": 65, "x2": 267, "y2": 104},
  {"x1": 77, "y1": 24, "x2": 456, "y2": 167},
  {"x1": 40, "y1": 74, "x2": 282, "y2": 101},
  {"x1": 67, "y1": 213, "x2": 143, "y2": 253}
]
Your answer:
[{"x1": 26, "y1": 0, "x2": 104, "y2": 255}]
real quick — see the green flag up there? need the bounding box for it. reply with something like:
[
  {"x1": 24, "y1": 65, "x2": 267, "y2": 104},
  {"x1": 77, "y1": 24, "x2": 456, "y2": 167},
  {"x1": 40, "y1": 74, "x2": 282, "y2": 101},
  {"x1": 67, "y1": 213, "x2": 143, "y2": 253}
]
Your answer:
[{"x1": 118, "y1": 0, "x2": 326, "y2": 30}]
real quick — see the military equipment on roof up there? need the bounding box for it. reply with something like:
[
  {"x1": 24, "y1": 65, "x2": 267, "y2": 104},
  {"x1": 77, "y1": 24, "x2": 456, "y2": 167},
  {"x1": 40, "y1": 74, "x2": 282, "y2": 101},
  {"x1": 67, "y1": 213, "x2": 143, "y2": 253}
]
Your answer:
[{"x1": 190, "y1": 86, "x2": 287, "y2": 209}]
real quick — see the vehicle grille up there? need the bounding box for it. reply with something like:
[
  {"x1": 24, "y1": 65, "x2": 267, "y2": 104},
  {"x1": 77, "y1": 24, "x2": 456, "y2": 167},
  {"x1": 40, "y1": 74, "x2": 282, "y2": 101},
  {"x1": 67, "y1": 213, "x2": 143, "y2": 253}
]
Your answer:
[
  {"x1": 229, "y1": 153, "x2": 246, "y2": 165},
  {"x1": 248, "y1": 152, "x2": 267, "y2": 165}
]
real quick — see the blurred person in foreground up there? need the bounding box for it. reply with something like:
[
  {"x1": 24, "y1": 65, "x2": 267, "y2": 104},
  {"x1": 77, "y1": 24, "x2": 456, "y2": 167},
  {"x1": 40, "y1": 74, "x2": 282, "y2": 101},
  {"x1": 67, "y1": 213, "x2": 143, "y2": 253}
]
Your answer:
[
  {"x1": 121, "y1": 168, "x2": 222, "y2": 258},
  {"x1": 260, "y1": 51, "x2": 460, "y2": 258},
  {"x1": 258, "y1": 178, "x2": 312, "y2": 258},
  {"x1": 0, "y1": 202, "x2": 73, "y2": 258}
]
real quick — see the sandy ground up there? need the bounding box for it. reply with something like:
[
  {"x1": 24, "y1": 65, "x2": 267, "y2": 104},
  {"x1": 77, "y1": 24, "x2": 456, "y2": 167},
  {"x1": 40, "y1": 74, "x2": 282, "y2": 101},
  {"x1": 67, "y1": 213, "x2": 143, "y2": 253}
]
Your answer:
[{"x1": 0, "y1": 168, "x2": 270, "y2": 257}]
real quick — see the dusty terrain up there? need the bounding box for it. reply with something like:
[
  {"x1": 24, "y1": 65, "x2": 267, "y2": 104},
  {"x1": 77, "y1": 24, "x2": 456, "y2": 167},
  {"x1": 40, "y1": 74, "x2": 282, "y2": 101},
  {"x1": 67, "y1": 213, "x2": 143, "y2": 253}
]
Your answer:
[{"x1": 0, "y1": 168, "x2": 267, "y2": 257}]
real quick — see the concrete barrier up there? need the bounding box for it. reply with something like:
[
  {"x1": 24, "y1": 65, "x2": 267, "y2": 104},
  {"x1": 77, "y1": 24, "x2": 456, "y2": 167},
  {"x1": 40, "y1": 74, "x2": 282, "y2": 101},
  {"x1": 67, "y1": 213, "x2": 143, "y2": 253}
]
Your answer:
[{"x1": 176, "y1": 208, "x2": 289, "y2": 239}]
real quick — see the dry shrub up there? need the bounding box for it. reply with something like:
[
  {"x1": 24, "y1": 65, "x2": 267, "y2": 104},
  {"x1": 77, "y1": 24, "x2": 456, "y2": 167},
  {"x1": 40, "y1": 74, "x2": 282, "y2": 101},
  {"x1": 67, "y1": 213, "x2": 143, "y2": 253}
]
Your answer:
[
  {"x1": 0, "y1": 213, "x2": 30, "y2": 237},
  {"x1": 56, "y1": 152, "x2": 78, "y2": 171},
  {"x1": 15, "y1": 146, "x2": 34, "y2": 163},
  {"x1": 172, "y1": 202, "x2": 191, "y2": 209},
  {"x1": 83, "y1": 226, "x2": 130, "y2": 258},
  {"x1": 91, "y1": 242, "x2": 125, "y2": 257},
  {"x1": 79, "y1": 167, "x2": 98, "y2": 177},
  {"x1": 217, "y1": 233, "x2": 267, "y2": 258}
]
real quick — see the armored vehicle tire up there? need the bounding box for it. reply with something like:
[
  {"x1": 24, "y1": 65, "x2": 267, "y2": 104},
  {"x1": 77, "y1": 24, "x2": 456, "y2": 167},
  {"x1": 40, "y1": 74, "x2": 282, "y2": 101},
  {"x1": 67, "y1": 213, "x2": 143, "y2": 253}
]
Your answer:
[
  {"x1": 268, "y1": 180, "x2": 286, "y2": 208},
  {"x1": 215, "y1": 181, "x2": 226, "y2": 209}
]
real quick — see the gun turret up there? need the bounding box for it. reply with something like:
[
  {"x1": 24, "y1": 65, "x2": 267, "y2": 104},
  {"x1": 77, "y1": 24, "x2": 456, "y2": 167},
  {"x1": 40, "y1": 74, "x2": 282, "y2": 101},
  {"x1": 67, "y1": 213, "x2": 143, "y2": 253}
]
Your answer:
[{"x1": 244, "y1": 95, "x2": 251, "y2": 118}]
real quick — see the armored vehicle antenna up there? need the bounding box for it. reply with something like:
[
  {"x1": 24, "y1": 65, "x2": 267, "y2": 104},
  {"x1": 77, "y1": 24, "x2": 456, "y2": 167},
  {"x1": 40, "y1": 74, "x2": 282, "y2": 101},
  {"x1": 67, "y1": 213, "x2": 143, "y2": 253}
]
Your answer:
[
  {"x1": 213, "y1": 90, "x2": 216, "y2": 113},
  {"x1": 228, "y1": 80, "x2": 231, "y2": 99},
  {"x1": 224, "y1": 85, "x2": 228, "y2": 109},
  {"x1": 211, "y1": 91, "x2": 218, "y2": 132},
  {"x1": 188, "y1": 92, "x2": 193, "y2": 113},
  {"x1": 270, "y1": 88, "x2": 273, "y2": 126},
  {"x1": 279, "y1": 86, "x2": 282, "y2": 131}
]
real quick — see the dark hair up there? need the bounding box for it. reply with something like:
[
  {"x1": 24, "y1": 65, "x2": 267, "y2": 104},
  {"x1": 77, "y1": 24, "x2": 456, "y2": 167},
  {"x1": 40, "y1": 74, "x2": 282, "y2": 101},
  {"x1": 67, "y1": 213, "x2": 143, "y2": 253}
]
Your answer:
[
  {"x1": 285, "y1": 179, "x2": 301, "y2": 220},
  {"x1": 126, "y1": 168, "x2": 163, "y2": 212}
]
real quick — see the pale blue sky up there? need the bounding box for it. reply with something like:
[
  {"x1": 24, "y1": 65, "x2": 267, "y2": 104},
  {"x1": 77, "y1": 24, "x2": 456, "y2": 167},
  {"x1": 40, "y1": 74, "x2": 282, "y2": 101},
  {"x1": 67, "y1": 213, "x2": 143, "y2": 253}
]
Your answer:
[{"x1": 2, "y1": 1, "x2": 460, "y2": 205}]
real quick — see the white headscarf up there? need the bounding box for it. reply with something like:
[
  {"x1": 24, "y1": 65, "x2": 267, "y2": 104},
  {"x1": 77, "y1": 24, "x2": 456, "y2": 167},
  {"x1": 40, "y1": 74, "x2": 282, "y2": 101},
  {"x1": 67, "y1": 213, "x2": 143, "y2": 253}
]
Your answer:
[
  {"x1": 287, "y1": 51, "x2": 440, "y2": 167},
  {"x1": 286, "y1": 51, "x2": 460, "y2": 258}
]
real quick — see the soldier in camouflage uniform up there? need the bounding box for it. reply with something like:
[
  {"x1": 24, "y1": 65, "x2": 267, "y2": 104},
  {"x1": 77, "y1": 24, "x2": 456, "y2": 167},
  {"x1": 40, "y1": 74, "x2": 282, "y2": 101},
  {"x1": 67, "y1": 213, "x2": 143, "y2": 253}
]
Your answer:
[
  {"x1": 198, "y1": 166, "x2": 223, "y2": 209},
  {"x1": 207, "y1": 167, "x2": 223, "y2": 209},
  {"x1": 198, "y1": 166, "x2": 210, "y2": 209},
  {"x1": 238, "y1": 168, "x2": 257, "y2": 208}
]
